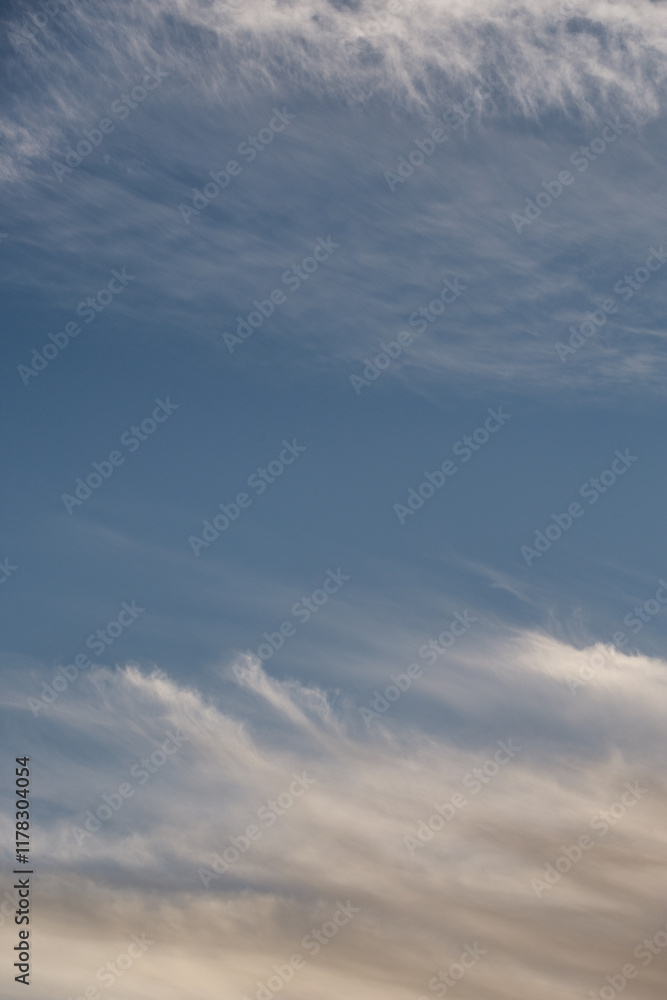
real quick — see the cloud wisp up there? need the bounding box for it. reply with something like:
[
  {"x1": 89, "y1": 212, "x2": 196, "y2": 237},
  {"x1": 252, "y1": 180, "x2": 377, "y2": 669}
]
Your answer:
[{"x1": 4, "y1": 625, "x2": 667, "y2": 999}]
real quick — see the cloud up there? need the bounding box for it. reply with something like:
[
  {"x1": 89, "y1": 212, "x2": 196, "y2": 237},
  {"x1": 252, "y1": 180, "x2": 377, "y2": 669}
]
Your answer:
[
  {"x1": 4, "y1": 628, "x2": 667, "y2": 998},
  {"x1": 3, "y1": 0, "x2": 667, "y2": 404},
  {"x1": 5, "y1": 0, "x2": 667, "y2": 147},
  {"x1": 3, "y1": 4, "x2": 667, "y2": 997}
]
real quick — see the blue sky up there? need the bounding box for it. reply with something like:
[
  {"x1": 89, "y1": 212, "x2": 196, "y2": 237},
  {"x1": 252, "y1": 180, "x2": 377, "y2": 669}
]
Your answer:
[{"x1": 2, "y1": 2, "x2": 667, "y2": 998}]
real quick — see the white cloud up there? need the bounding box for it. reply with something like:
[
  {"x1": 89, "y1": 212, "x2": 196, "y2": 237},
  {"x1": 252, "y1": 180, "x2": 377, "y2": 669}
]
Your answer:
[
  {"x1": 2, "y1": 1, "x2": 667, "y2": 402},
  {"x1": 4, "y1": 629, "x2": 667, "y2": 998}
]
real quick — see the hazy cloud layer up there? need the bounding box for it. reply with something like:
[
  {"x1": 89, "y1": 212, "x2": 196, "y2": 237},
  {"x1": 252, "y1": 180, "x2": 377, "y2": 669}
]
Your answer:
[
  {"x1": 2, "y1": 0, "x2": 667, "y2": 400},
  {"x1": 3, "y1": 629, "x2": 666, "y2": 999}
]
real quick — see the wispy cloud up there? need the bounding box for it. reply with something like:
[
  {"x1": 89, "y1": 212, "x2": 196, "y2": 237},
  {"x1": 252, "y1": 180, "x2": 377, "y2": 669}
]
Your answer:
[
  {"x1": 2, "y1": 2, "x2": 667, "y2": 404},
  {"x1": 3, "y1": 626, "x2": 666, "y2": 998}
]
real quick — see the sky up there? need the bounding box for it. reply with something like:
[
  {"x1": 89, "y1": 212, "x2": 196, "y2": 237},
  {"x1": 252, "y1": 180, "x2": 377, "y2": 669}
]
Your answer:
[{"x1": 1, "y1": 0, "x2": 667, "y2": 998}]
